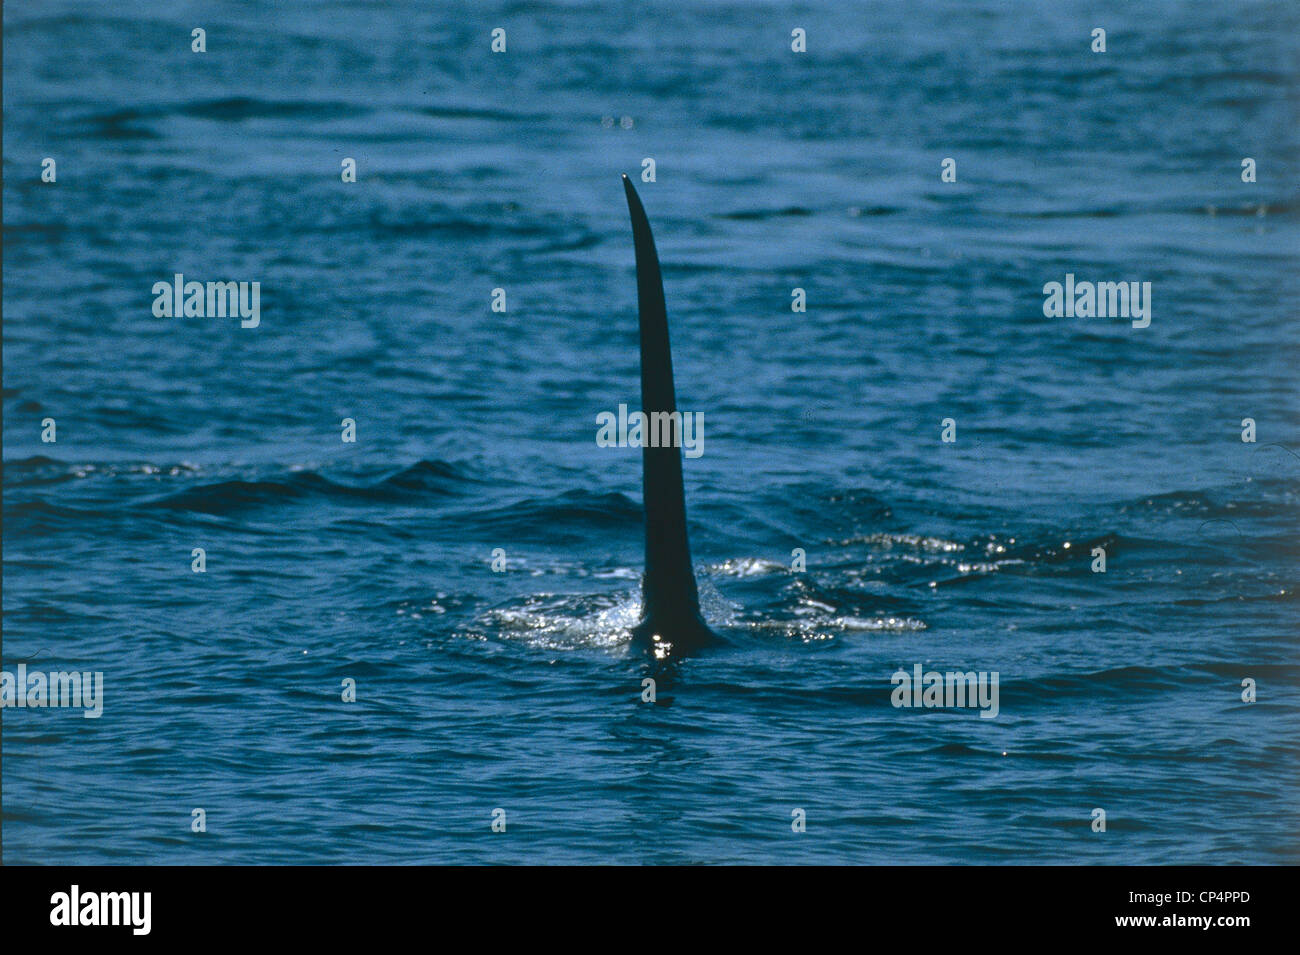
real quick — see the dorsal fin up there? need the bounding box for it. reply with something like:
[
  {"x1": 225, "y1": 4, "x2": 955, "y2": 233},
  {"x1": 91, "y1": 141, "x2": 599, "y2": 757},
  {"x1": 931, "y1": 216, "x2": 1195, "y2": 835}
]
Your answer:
[{"x1": 622, "y1": 176, "x2": 713, "y2": 650}]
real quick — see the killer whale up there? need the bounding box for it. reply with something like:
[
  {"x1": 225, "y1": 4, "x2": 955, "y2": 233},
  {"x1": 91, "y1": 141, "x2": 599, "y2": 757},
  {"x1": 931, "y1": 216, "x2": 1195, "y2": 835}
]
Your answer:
[{"x1": 622, "y1": 175, "x2": 720, "y2": 656}]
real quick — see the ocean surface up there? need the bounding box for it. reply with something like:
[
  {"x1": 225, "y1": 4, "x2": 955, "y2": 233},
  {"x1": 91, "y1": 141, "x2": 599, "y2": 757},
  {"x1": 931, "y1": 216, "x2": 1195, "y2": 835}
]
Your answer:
[{"x1": 3, "y1": 0, "x2": 1297, "y2": 864}]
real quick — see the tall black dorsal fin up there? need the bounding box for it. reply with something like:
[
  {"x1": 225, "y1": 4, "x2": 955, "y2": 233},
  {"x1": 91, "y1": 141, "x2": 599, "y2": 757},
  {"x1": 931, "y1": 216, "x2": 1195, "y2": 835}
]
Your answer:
[{"x1": 622, "y1": 175, "x2": 714, "y2": 651}]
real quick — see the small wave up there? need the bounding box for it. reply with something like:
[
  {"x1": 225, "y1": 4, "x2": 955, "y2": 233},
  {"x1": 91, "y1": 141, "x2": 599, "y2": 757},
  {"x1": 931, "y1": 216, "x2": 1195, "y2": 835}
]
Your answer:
[
  {"x1": 474, "y1": 592, "x2": 639, "y2": 651},
  {"x1": 376, "y1": 459, "x2": 478, "y2": 495},
  {"x1": 454, "y1": 489, "x2": 641, "y2": 542},
  {"x1": 718, "y1": 206, "x2": 815, "y2": 221},
  {"x1": 745, "y1": 614, "x2": 928, "y2": 637},
  {"x1": 3, "y1": 455, "x2": 73, "y2": 488},
  {"x1": 832, "y1": 531, "x2": 964, "y2": 553},
  {"x1": 1118, "y1": 488, "x2": 1218, "y2": 515},
  {"x1": 847, "y1": 205, "x2": 903, "y2": 217},
  {"x1": 996, "y1": 663, "x2": 1293, "y2": 702},
  {"x1": 179, "y1": 96, "x2": 370, "y2": 122},
  {"x1": 710, "y1": 557, "x2": 789, "y2": 577},
  {"x1": 146, "y1": 460, "x2": 475, "y2": 514},
  {"x1": 414, "y1": 105, "x2": 543, "y2": 123}
]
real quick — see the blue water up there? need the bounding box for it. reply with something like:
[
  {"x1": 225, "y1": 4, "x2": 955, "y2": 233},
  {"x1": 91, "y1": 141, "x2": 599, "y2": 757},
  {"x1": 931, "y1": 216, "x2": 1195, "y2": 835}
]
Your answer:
[{"x1": 3, "y1": 0, "x2": 1298, "y2": 864}]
